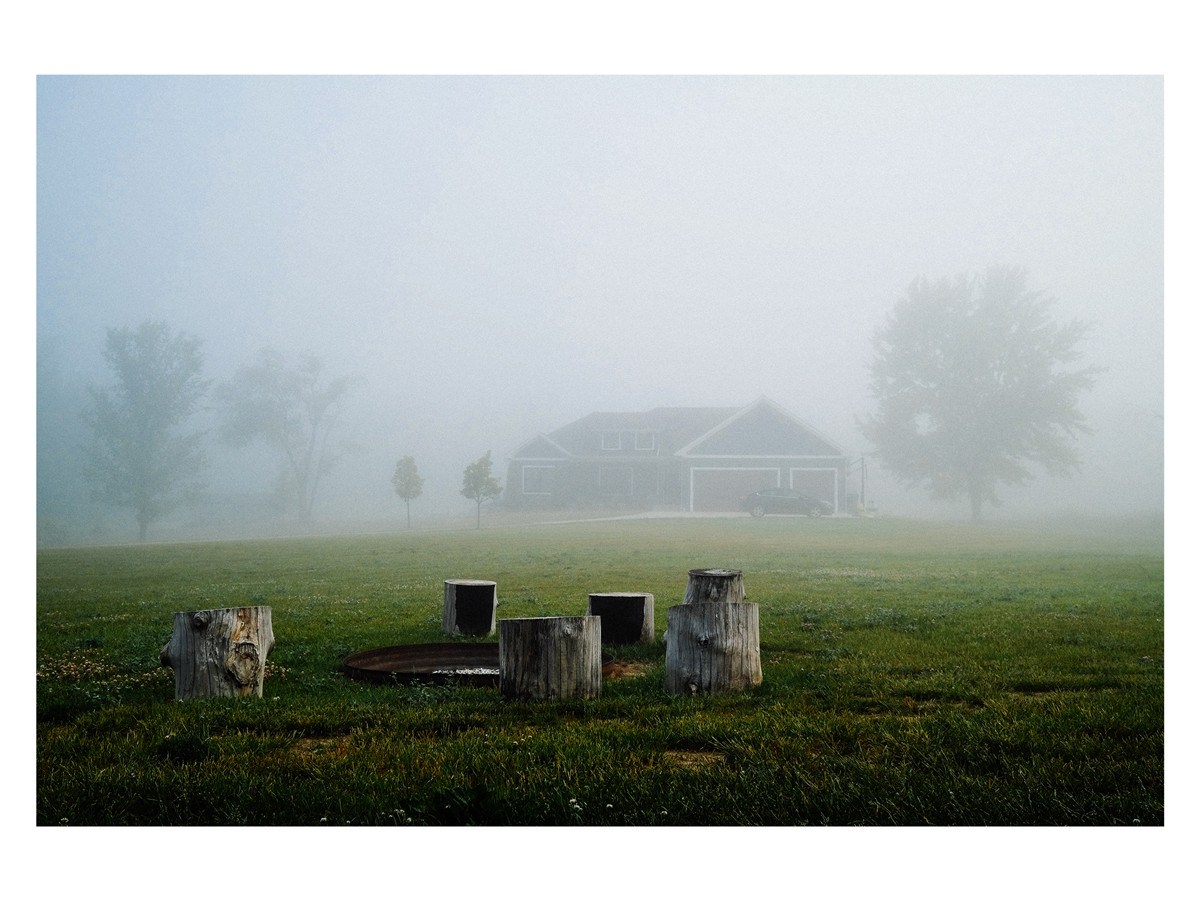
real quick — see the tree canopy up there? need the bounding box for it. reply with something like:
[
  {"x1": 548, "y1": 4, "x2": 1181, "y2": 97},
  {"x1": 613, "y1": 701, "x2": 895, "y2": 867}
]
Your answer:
[
  {"x1": 391, "y1": 455, "x2": 423, "y2": 529},
  {"x1": 82, "y1": 320, "x2": 209, "y2": 540},
  {"x1": 216, "y1": 350, "x2": 354, "y2": 522},
  {"x1": 861, "y1": 267, "x2": 1100, "y2": 520},
  {"x1": 460, "y1": 451, "x2": 503, "y2": 529}
]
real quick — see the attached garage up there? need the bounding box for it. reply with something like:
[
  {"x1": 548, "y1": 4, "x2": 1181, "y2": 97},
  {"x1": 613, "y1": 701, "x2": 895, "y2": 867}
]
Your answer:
[
  {"x1": 690, "y1": 468, "x2": 780, "y2": 512},
  {"x1": 790, "y1": 468, "x2": 841, "y2": 510}
]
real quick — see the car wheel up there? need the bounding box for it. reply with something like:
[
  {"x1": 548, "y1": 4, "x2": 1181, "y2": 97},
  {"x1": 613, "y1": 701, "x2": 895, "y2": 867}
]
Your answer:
[
  {"x1": 808, "y1": 506, "x2": 823, "y2": 517},
  {"x1": 750, "y1": 505, "x2": 766, "y2": 518}
]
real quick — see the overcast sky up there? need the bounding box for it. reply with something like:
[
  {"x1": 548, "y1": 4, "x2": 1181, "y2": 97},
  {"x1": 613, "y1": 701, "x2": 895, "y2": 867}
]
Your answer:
[{"x1": 36, "y1": 74, "x2": 1163, "y2": 518}]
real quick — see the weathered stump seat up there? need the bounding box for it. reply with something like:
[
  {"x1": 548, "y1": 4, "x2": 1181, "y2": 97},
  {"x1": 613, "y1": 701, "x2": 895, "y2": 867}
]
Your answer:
[
  {"x1": 665, "y1": 602, "x2": 762, "y2": 695},
  {"x1": 442, "y1": 579, "x2": 498, "y2": 637},
  {"x1": 160, "y1": 606, "x2": 275, "y2": 700},
  {"x1": 665, "y1": 567, "x2": 761, "y2": 695},
  {"x1": 498, "y1": 616, "x2": 602, "y2": 700},
  {"x1": 683, "y1": 568, "x2": 745, "y2": 604},
  {"x1": 587, "y1": 592, "x2": 655, "y2": 644}
]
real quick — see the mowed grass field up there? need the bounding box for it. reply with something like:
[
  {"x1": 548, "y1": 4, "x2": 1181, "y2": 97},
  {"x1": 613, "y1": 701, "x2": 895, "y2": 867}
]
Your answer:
[{"x1": 36, "y1": 514, "x2": 1164, "y2": 826}]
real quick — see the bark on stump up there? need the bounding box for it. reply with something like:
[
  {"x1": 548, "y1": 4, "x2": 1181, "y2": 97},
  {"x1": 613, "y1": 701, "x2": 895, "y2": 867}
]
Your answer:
[
  {"x1": 443, "y1": 579, "x2": 498, "y2": 637},
  {"x1": 498, "y1": 616, "x2": 602, "y2": 700},
  {"x1": 160, "y1": 606, "x2": 275, "y2": 700},
  {"x1": 587, "y1": 592, "x2": 655, "y2": 644},
  {"x1": 665, "y1": 602, "x2": 762, "y2": 695},
  {"x1": 683, "y1": 568, "x2": 746, "y2": 604}
]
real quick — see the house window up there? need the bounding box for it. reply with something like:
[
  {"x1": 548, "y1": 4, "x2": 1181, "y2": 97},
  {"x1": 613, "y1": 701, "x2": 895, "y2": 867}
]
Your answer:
[
  {"x1": 635, "y1": 431, "x2": 656, "y2": 451},
  {"x1": 598, "y1": 466, "x2": 633, "y2": 495},
  {"x1": 522, "y1": 466, "x2": 554, "y2": 495},
  {"x1": 601, "y1": 431, "x2": 621, "y2": 450}
]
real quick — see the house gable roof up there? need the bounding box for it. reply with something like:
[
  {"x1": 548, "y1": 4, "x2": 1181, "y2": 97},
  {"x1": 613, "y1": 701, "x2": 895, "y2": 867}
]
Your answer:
[
  {"x1": 509, "y1": 398, "x2": 846, "y2": 461},
  {"x1": 536, "y1": 406, "x2": 739, "y2": 457},
  {"x1": 679, "y1": 397, "x2": 846, "y2": 457},
  {"x1": 509, "y1": 433, "x2": 571, "y2": 460}
]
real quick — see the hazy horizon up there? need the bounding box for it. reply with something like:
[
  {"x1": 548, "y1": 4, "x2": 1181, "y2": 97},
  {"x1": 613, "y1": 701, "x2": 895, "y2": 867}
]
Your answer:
[{"x1": 36, "y1": 75, "x2": 1164, "y2": 543}]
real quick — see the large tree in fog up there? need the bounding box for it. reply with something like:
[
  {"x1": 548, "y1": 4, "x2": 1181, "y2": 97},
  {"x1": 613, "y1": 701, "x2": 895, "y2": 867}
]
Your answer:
[
  {"x1": 861, "y1": 267, "x2": 1100, "y2": 521},
  {"x1": 82, "y1": 320, "x2": 210, "y2": 541},
  {"x1": 217, "y1": 350, "x2": 354, "y2": 522}
]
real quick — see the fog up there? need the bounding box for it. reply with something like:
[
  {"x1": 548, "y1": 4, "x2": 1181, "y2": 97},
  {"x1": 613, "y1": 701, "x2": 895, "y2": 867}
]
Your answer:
[{"x1": 36, "y1": 75, "x2": 1163, "y2": 543}]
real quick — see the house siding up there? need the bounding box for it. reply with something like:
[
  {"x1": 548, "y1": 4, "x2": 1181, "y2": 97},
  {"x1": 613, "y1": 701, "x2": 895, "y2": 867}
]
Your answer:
[{"x1": 504, "y1": 399, "x2": 848, "y2": 513}]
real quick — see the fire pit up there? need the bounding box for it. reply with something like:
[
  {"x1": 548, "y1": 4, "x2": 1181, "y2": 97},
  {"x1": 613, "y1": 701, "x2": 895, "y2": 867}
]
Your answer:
[
  {"x1": 343, "y1": 642, "x2": 617, "y2": 687},
  {"x1": 343, "y1": 643, "x2": 501, "y2": 687}
]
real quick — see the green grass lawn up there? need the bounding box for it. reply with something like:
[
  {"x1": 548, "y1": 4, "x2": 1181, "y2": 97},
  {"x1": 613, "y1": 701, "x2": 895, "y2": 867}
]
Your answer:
[{"x1": 35, "y1": 514, "x2": 1164, "y2": 826}]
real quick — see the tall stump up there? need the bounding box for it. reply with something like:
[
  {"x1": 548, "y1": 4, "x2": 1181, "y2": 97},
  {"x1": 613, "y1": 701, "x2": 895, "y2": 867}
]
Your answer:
[
  {"x1": 499, "y1": 616, "x2": 602, "y2": 700},
  {"x1": 665, "y1": 602, "x2": 762, "y2": 695},
  {"x1": 587, "y1": 592, "x2": 655, "y2": 644},
  {"x1": 160, "y1": 606, "x2": 275, "y2": 700},
  {"x1": 443, "y1": 579, "x2": 498, "y2": 637},
  {"x1": 683, "y1": 568, "x2": 745, "y2": 604}
]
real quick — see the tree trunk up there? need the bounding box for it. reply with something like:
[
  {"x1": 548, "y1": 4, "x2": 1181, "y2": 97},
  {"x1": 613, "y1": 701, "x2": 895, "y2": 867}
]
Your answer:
[
  {"x1": 683, "y1": 568, "x2": 746, "y2": 604},
  {"x1": 442, "y1": 579, "x2": 498, "y2": 637},
  {"x1": 160, "y1": 606, "x2": 275, "y2": 700},
  {"x1": 587, "y1": 592, "x2": 655, "y2": 644},
  {"x1": 665, "y1": 602, "x2": 762, "y2": 695},
  {"x1": 969, "y1": 489, "x2": 983, "y2": 522},
  {"x1": 499, "y1": 616, "x2": 602, "y2": 700}
]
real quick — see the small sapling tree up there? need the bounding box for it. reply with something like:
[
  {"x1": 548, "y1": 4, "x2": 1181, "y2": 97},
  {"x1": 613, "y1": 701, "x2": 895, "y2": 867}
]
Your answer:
[
  {"x1": 460, "y1": 450, "x2": 503, "y2": 529},
  {"x1": 391, "y1": 455, "x2": 423, "y2": 528}
]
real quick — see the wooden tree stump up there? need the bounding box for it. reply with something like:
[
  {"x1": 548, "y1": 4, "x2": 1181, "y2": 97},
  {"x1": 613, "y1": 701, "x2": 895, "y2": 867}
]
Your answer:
[
  {"x1": 499, "y1": 616, "x2": 602, "y2": 700},
  {"x1": 587, "y1": 592, "x2": 655, "y2": 644},
  {"x1": 160, "y1": 606, "x2": 275, "y2": 700},
  {"x1": 443, "y1": 579, "x2": 498, "y2": 636},
  {"x1": 683, "y1": 568, "x2": 746, "y2": 604},
  {"x1": 665, "y1": 602, "x2": 762, "y2": 695}
]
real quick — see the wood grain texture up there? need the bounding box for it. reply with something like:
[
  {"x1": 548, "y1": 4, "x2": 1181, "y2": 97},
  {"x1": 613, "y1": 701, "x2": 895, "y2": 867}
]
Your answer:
[
  {"x1": 665, "y1": 602, "x2": 761, "y2": 695},
  {"x1": 683, "y1": 568, "x2": 745, "y2": 605},
  {"x1": 499, "y1": 616, "x2": 601, "y2": 700},
  {"x1": 160, "y1": 606, "x2": 274, "y2": 700}
]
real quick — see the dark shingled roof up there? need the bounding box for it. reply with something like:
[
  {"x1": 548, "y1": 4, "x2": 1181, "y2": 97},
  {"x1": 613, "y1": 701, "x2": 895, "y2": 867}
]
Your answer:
[
  {"x1": 509, "y1": 407, "x2": 738, "y2": 459},
  {"x1": 508, "y1": 399, "x2": 847, "y2": 460}
]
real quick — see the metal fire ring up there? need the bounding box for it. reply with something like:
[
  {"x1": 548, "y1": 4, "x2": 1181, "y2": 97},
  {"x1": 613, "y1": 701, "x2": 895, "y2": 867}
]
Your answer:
[{"x1": 343, "y1": 643, "x2": 615, "y2": 687}]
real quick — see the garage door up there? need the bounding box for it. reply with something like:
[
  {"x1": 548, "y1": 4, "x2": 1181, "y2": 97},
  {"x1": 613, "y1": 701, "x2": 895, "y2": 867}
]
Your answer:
[
  {"x1": 790, "y1": 468, "x2": 838, "y2": 508},
  {"x1": 690, "y1": 468, "x2": 779, "y2": 512}
]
